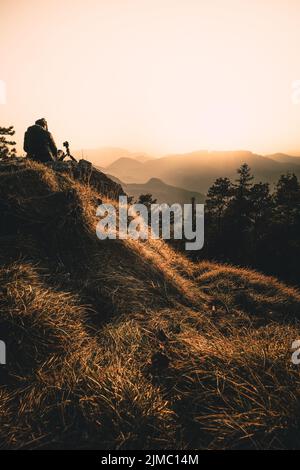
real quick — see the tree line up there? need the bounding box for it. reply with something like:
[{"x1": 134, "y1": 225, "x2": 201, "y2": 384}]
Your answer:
[
  {"x1": 195, "y1": 163, "x2": 300, "y2": 285},
  {"x1": 123, "y1": 164, "x2": 300, "y2": 285}
]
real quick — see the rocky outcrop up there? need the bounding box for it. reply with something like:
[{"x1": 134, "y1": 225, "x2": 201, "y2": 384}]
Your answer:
[{"x1": 46, "y1": 159, "x2": 126, "y2": 200}]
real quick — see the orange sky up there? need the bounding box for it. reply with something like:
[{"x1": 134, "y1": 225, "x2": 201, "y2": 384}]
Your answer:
[{"x1": 1, "y1": 0, "x2": 300, "y2": 156}]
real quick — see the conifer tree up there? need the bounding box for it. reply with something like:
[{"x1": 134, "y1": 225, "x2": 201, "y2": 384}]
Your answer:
[{"x1": 0, "y1": 126, "x2": 16, "y2": 158}]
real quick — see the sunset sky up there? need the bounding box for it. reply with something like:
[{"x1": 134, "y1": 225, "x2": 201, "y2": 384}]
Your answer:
[{"x1": 1, "y1": 0, "x2": 300, "y2": 156}]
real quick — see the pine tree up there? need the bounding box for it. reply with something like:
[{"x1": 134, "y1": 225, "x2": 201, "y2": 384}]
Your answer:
[
  {"x1": 274, "y1": 173, "x2": 300, "y2": 220},
  {"x1": 248, "y1": 182, "x2": 273, "y2": 261},
  {"x1": 235, "y1": 163, "x2": 254, "y2": 196},
  {"x1": 137, "y1": 193, "x2": 157, "y2": 210},
  {"x1": 271, "y1": 173, "x2": 300, "y2": 282},
  {"x1": 223, "y1": 164, "x2": 254, "y2": 263},
  {"x1": 231, "y1": 163, "x2": 254, "y2": 224},
  {"x1": 0, "y1": 126, "x2": 16, "y2": 158},
  {"x1": 249, "y1": 182, "x2": 272, "y2": 225},
  {"x1": 206, "y1": 177, "x2": 233, "y2": 234}
]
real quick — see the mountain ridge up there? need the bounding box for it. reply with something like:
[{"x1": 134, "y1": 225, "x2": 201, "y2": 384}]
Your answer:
[
  {"x1": 105, "y1": 150, "x2": 300, "y2": 193},
  {"x1": 107, "y1": 174, "x2": 206, "y2": 204}
]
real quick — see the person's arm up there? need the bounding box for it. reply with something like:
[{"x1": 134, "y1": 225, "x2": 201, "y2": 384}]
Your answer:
[
  {"x1": 48, "y1": 132, "x2": 58, "y2": 160},
  {"x1": 23, "y1": 131, "x2": 29, "y2": 153}
]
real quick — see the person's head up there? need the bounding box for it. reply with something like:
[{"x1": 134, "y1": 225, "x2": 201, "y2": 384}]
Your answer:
[{"x1": 35, "y1": 118, "x2": 48, "y2": 130}]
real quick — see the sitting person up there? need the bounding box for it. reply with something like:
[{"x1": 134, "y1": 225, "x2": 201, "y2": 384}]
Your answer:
[{"x1": 23, "y1": 118, "x2": 57, "y2": 162}]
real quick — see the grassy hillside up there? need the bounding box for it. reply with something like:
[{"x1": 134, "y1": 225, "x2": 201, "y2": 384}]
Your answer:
[{"x1": 0, "y1": 158, "x2": 300, "y2": 449}]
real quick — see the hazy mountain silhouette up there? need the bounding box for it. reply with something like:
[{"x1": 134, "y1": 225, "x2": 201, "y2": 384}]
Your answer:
[
  {"x1": 266, "y1": 153, "x2": 300, "y2": 165},
  {"x1": 107, "y1": 175, "x2": 205, "y2": 204},
  {"x1": 106, "y1": 157, "x2": 145, "y2": 183},
  {"x1": 73, "y1": 147, "x2": 154, "y2": 167},
  {"x1": 106, "y1": 150, "x2": 300, "y2": 193}
]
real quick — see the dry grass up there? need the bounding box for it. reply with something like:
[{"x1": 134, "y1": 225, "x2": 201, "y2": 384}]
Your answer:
[{"x1": 0, "y1": 158, "x2": 300, "y2": 449}]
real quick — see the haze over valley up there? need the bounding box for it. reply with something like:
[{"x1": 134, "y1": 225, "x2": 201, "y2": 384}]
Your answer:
[{"x1": 80, "y1": 148, "x2": 300, "y2": 194}]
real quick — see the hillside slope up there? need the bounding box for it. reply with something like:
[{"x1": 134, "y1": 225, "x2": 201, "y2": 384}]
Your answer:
[{"x1": 0, "y1": 158, "x2": 300, "y2": 449}]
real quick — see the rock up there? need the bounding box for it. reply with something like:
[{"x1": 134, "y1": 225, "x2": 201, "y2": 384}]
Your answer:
[
  {"x1": 150, "y1": 351, "x2": 170, "y2": 371},
  {"x1": 46, "y1": 159, "x2": 126, "y2": 201}
]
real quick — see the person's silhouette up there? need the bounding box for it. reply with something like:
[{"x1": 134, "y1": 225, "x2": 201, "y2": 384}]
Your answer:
[{"x1": 24, "y1": 118, "x2": 57, "y2": 162}]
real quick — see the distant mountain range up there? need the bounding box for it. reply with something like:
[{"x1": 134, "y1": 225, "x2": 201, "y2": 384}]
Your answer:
[
  {"x1": 266, "y1": 153, "x2": 300, "y2": 165},
  {"x1": 106, "y1": 175, "x2": 205, "y2": 205},
  {"x1": 106, "y1": 157, "x2": 145, "y2": 183},
  {"x1": 104, "y1": 150, "x2": 300, "y2": 193},
  {"x1": 73, "y1": 147, "x2": 154, "y2": 167}
]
